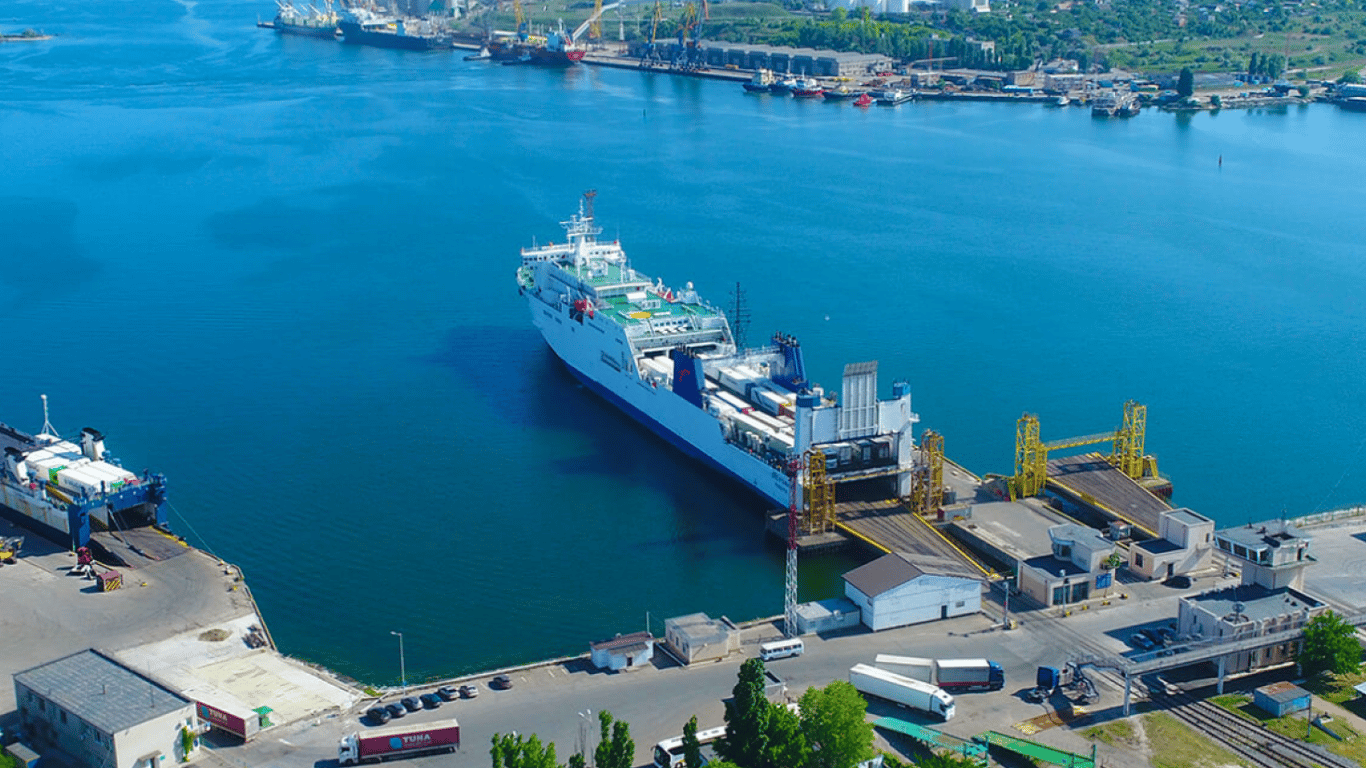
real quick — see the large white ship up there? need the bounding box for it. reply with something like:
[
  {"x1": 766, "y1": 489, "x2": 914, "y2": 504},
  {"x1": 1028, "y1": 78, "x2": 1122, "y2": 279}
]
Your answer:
[
  {"x1": 1, "y1": 397, "x2": 169, "y2": 552},
  {"x1": 516, "y1": 192, "x2": 922, "y2": 508}
]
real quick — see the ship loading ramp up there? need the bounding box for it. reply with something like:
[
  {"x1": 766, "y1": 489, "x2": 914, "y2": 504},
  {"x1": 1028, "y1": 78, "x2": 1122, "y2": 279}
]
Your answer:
[
  {"x1": 1046, "y1": 453, "x2": 1172, "y2": 539},
  {"x1": 836, "y1": 499, "x2": 995, "y2": 580}
]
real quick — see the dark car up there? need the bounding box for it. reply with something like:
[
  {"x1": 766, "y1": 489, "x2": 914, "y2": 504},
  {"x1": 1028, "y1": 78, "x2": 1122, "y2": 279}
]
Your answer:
[
  {"x1": 1140, "y1": 628, "x2": 1165, "y2": 646},
  {"x1": 385, "y1": 703, "x2": 406, "y2": 719},
  {"x1": 459, "y1": 684, "x2": 479, "y2": 699},
  {"x1": 401, "y1": 696, "x2": 422, "y2": 712},
  {"x1": 366, "y1": 706, "x2": 391, "y2": 725},
  {"x1": 490, "y1": 674, "x2": 513, "y2": 691},
  {"x1": 437, "y1": 686, "x2": 459, "y2": 702},
  {"x1": 419, "y1": 693, "x2": 442, "y2": 709},
  {"x1": 1163, "y1": 575, "x2": 1193, "y2": 589},
  {"x1": 1129, "y1": 633, "x2": 1156, "y2": 651}
]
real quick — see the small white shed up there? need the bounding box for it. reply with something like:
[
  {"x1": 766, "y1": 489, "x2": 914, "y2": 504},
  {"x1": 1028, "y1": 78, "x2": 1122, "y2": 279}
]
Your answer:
[
  {"x1": 843, "y1": 553, "x2": 981, "y2": 632},
  {"x1": 588, "y1": 632, "x2": 654, "y2": 672}
]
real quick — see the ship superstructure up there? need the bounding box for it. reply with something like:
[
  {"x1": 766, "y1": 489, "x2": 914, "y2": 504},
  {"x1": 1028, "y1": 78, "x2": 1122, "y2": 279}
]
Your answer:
[
  {"x1": 516, "y1": 193, "x2": 921, "y2": 508},
  {"x1": 0, "y1": 398, "x2": 168, "y2": 552}
]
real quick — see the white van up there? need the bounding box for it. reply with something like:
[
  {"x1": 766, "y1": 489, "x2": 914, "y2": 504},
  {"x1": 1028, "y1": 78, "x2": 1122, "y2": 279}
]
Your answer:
[{"x1": 759, "y1": 638, "x2": 804, "y2": 661}]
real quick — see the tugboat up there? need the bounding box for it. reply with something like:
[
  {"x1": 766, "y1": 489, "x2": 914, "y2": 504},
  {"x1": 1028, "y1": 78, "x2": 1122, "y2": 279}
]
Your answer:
[
  {"x1": 853, "y1": 92, "x2": 874, "y2": 107},
  {"x1": 792, "y1": 76, "x2": 824, "y2": 98},
  {"x1": 769, "y1": 75, "x2": 797, "y2": 95},
  {"x1": 874, "y1": 87, "x2": 911, "y2": 106},
  {"x1": 743, "y1": 69, "x2": 776, "y2": 93}
]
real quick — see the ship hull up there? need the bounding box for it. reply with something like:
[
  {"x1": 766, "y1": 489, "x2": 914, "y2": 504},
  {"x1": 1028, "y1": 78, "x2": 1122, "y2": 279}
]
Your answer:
[
  {"x1": 339, "y1": 21, "x2": 445, "y2": 50},
  {"x1": 274, "y1": 21, "x2": 339, "y2": 38},
  {"x1": 527, "y1": 295, "x2": 791, "y2": 508}
]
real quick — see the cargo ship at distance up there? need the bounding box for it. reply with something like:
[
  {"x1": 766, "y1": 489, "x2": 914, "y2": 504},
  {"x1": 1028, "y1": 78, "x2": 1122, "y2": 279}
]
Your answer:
[
  {"x1": 339, "y1": 6, "x2": 449, "y2": 51},
  {"x1": 516, "y1": 192, "x2": 922, "y2": 508},
  {"x1": 271, "y1": 1, "x2": 340, "y2": 38},
  {"x1": 0, "y1": 396, "x2": 169, "y2": 553}
]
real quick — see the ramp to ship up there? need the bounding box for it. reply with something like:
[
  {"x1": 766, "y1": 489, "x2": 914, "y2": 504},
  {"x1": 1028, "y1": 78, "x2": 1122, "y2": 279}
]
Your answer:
[
  {"x1": 1046, "y1": 453, "x2": 1170, "y2": 538},
  {"x1": 90, "y1": 526, "x2": 190, "y2": 568},
  {"x1": 836, "y1": 500, "x2": 993, "y2": 579}
]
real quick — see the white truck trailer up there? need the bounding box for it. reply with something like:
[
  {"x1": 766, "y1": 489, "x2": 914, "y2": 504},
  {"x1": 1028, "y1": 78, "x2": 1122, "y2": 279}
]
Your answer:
[
  {"x1": 874, "y1": 655, "x2": 1005, "y2": 691},
  {"x1": 849, "y1": 663, "x2": 955, "y2": 720}
]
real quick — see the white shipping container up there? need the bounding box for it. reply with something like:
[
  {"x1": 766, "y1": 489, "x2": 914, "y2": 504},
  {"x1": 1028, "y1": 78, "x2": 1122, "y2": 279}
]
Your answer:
[
  {"x1": 55, "y1": 465, "x2": 108, "y2": 496},
  {"x1": 849, "y1": 664, "x2": 954, "y2": 720}
]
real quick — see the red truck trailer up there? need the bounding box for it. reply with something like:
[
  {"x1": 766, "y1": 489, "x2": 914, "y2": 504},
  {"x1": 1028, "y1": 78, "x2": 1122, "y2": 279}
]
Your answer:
[{"x1": 338, "y1": 718, "x2": 460, "y2": 765}]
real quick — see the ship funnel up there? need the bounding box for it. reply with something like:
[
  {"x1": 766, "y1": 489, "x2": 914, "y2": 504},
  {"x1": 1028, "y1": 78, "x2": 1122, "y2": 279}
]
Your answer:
[{"x1": 81, "y1": 427, "x2": 106, "y2": 461}]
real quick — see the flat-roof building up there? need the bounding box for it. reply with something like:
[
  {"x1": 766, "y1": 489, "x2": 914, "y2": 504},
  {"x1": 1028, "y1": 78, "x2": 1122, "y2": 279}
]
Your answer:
[
  {"x1": 1215, "y1": 519, "x2": 1313, "y2": 590},
  {"x1": 1129, "y1": 508, "x2": 1215, "y2": 581},
  {"x1": 14, "y1": 650, "x2": 200, "y2": 768},
  {"x1": 1177, "y1": 585, "x2": 1325, "y2": 674}
]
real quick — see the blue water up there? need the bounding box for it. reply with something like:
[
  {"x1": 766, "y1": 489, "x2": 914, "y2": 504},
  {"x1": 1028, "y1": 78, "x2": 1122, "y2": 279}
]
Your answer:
[{"x1": 4, "y1": 0, "x2": 1366, "y2": 684}]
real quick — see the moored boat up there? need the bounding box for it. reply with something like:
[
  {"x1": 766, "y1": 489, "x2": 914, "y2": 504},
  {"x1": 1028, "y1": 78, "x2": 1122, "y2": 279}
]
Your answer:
[
  {"x1": 769, "y1": 76, "x2": 797, "y2": 95},
  {"x1": 792, "y1": 76, "x2": 824, "y2": 98},
  {"x1": 874, "y1": 88, "x2": 911, "y2": 106},
  {"x1": 743, "y1": 69, "x2": 775, "y2": 93},
  {"x1": 822, "y1": 85, "x2": 860, "y2": 101},
  {"x1": 338, "y1": 7, "x2": 449, "y2": 51},
  {"x1": 853, "y1": 92, "x2": 873, "y2": 107},
  {"x1": 272, "y1": 0, "x2": 340, "y2": 38},
  {"x1": 515, "y1": 192, "x2": 925, "y2": 509}
]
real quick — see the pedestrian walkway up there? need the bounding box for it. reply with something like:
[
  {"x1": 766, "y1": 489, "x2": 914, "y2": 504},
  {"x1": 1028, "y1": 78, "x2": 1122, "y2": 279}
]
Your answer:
[{"x1": 978, "y1": 730, "x2": 1096, "y2": 768}]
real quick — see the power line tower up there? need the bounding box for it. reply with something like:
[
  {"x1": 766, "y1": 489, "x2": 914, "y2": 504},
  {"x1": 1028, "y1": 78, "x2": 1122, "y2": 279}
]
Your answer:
[
  {"x1": 784, "y1": 456, "x2": 803, "y2": 638},
  {"x1": 728, "y1": 281, "x2": 750, "y2": 350}
]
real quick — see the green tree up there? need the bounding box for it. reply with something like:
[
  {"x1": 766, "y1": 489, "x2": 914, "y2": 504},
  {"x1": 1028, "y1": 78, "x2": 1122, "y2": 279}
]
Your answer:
[
  {"x1": 566, "y1": 755, "x2": 586, "y2": 768},
  {"x1": 715, "y1": 659, "x2": 771, "y2": 768},
  {"x1": 1301, "y1": 611, "x2": 1361, "y2": 677},
  {"x1": 682, "y1": 716, "x2": 703, "y2": 768},
  {"x1": 1338, "y1": 70, "x2": 1362, "y2": 83},
  {"x1": 491, "y1": 733, "x2": 560, "y2": 768},
  {"x1": 594, "y1": 711, "x2": 635, "y2": 768},
  {"x1": 1177, "y1": 66, "x2": 1195, "y2": 97},
  {"x1": 762, "y1": 700, "x2": 809, "y2": 768},
  {"x1": 798, "y1": 681, "x2": 875, "y2": 768}
]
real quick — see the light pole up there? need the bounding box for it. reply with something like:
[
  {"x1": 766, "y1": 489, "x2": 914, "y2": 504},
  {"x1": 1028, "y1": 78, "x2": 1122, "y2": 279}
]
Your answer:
[
  {"x1": 391, "y1": 631, "x2": 406, "y2": 695},
  {"x1": 578, "y1": 710, "x2": 594, "y2": 767}
]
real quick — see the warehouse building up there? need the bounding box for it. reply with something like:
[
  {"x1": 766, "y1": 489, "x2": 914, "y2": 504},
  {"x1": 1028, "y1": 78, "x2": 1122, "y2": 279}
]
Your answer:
[
  {"x1": 627, "y1": 42, "x2": 892, "y2": 77},
  {"x1": 843, "y1": 552, "x2": 981, "y2": 631},
  {"x1": 14, "y1": 649, "x2": 200, "y2": 768}
]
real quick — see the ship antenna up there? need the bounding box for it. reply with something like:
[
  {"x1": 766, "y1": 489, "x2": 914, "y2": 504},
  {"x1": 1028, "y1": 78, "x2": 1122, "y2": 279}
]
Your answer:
[
  {"x1": 40, "y1": 394, "x2": 57, "y2": 437},
  {"x1": 729, "y1": 281, "x2": 750, "y2": 350}
]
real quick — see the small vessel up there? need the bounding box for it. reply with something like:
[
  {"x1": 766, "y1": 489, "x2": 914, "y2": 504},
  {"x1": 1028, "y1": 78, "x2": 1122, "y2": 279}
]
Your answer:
[
  {"x1": 822, "y1": 85, "x2": 860, "y2": 101},
  {"x1": 792, "y1": 76, "x2": 824, "y2": 98},
  {"x1": 464, "y1": 46, "x2": 491, "y2": 61},
  {"x1": 874, "y1": 88, "x2": 911, "y2": 106},
  {"x1": 769, "y1": 76, "x2": 797, "y2": 95},
  {"x1": 743, "y1": 69, "x2": 775, "y2": 93},
  {"x1": 338, "y1": 7, "x2": 449, "y2": 51},
  {"x1": 1339, "y1": 97, "x2": 1366, "y2": 112},
  {"x1": 1051, "y1": 95, "x2": 1070, "y2": 107},
  {"x1": 516, "y1": 193, "x2": 925, "y2": 509},
  {"x1": 1092, "y1": 90, "x2": 1139, "y2": 117},
  {"x1": 527, "y1": 26, "x2": 585, "y2": 65},
  {"x1": 1, "y1": 397, "x2": 170, "y2": 553},
  {"x1": 271, "y1": 0, "x2": 340, "y2": 38},
  {"x1": 853, "y1": 92, "x2": 873, "y2": 107}
]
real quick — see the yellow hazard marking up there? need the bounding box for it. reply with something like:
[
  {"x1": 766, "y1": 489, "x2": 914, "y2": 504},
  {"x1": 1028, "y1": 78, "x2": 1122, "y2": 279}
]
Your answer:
[{"x1": 629, "y1": 311, "x2": 652, "y2": 319}]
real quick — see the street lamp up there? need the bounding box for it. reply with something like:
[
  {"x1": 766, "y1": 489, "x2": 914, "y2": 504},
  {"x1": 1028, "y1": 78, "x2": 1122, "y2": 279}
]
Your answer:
[
  {"x1": 578, "y1": 710, "x2": 594, "y2": 767},
  {"x1": 391, "y1": 631, "x2": 406, "y2": 695}
]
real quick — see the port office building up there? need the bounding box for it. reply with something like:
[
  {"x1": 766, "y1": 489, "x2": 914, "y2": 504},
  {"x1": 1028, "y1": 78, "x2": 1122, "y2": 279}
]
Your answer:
[{"x1": 14, "y1": 649, "x2": 200, "y2": 768}]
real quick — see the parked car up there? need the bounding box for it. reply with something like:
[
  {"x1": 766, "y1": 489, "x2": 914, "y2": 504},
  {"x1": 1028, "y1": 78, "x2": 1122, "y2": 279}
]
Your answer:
[
  {"x1": 366, "y1": 706, "x2": 391, "y2": 725},
  {"x1": 401, "y1": 696, "x2": 422, "y2": 712},
  {"x1": 490, "y1": 674, "x2": 513, "y2": 691},
  {"x1": 437, "y1": 686, "x2": 459, "y2": 702},
  {"x1": 1129, "y1": 633, "x2": 1156, "y2": 651},
  {"x1": 459, "y1": 684, "x2": 479, "y2": 699},
  {"x1": 385, "y1": 703, "x2": 406, "y2": 719},
  {"x1": 1140, "y1": 628, "x2": 1165, "y2": 646},
  {"x1": 419, "y1": 693, "x2": 442, "y2": 709},
  {"x1": 1163, "y1": 575, "x2": 1193, "y2": 589}
]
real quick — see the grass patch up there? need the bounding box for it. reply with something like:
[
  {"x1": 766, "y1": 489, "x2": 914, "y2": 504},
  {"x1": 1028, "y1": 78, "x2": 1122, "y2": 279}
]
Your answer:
[
  {"x1": 1142, "y1": 712, "x2": 1243, "y2": 768},
  {"x1": 0, "y1": 747, "x2": 17, "y2": 768},
  {"x1": 361, "y1": 686, "x2": 381, "y2": 697},
  {"x1": 1083, "y1": 718, "x2": 1139, "y2": 749},
  {"x1": 1303, "y1": 670, "x2": 1366, "y2": 705},
  {"x1": 1209, "y1": 691, "x2": 1366, "y2": 766}
]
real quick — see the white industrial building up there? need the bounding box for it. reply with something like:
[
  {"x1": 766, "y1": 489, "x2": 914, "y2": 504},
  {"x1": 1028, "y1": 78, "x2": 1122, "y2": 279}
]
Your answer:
[
  {"x1": 843, "y1": 552, "x2": 981, "y2": 631},
  {"x1": 1017, "y1": 523, "x2": 1116, "y2": 607},
  {"x1": 14, "y1": 650, "x2": 201, "y2": 768},
  {"x1": 1129, "y1": 508, "x2": 1215, "y2": 580},
  {"x1": 588, "y1": 632, "x2": 654, "y2": 672},
  {"x1": 663, "y1": 613, "x2": 739, "y2": 665},
  {"x1": 795, "y1": 597, "x2": 862, "y2": 636}
]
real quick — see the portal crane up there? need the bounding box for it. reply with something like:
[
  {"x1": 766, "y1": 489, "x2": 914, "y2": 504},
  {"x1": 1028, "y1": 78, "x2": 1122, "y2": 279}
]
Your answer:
[
  {"x1": 639, "y1": 0, "x2": 663, "y2": 66},
  {"x1": 1009, "y1": 400, "x2": 1159, "y2": 500},
  {"x1": 514, "y1": 0, "x2": 527, "y2": 41}
]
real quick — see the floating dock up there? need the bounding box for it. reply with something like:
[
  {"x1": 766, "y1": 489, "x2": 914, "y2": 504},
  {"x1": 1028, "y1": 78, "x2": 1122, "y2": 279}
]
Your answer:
[{"x1": 1046, "y1": 453, "x2": 1171, "y2": 538}]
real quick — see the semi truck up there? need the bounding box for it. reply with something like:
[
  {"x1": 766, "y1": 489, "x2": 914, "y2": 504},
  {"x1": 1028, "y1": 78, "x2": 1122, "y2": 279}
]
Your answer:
[
  {"x1": 849, "y1": 664, "x2": 955, "y2": 721},
  {"x1": 873, "y1": 655, "x2": 1005, "y2": 692},
  {"x1": 338, "y1": 718, "x2": 460, "y2": 765}
]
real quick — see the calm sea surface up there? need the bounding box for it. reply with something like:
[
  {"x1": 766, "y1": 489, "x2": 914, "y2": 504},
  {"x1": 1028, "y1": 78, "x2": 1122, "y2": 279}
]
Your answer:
[{"x1": 3, "y1": 0, "x2": 1366, "y2": 684}]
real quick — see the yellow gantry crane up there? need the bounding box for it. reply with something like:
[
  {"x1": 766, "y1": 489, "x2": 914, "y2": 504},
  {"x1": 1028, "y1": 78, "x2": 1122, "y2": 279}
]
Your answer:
[
  {"x1": 908, "y1": 430, "x2": 945, "y2": 516},
  {"x1": 802, "y1": 448, "x2": 835, "y2": 535},
  {"x1": 588, "y1": 0, "x2": 603, "y2": 41},
  {"x1": 1009, "y1": 400, "x2": 1158, "y2": 500}
]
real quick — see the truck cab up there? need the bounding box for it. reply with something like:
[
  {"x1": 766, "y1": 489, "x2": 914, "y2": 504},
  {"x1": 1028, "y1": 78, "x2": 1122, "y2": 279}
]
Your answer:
[
  {"x1": 931, "y1": 689, "x2": 955, "y2": 721},
  {"x1": 987, "y1": 661, "x2": 1005, "y2": 691},
  {"x1": 338, "y1": 734, "x2": 362, "y2": 766}
]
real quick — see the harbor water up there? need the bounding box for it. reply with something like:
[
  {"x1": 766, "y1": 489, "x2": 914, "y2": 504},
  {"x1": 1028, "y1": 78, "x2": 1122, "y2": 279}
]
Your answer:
[{"x1": 3, "y1": 0, "x2": 1365, "y2": 684}]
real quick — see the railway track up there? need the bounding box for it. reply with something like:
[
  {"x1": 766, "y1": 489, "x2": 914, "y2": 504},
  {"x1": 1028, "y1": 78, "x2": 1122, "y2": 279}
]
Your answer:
[{"x1": 1151, "y1": 686, "x2": 1356, "y2": 768}]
